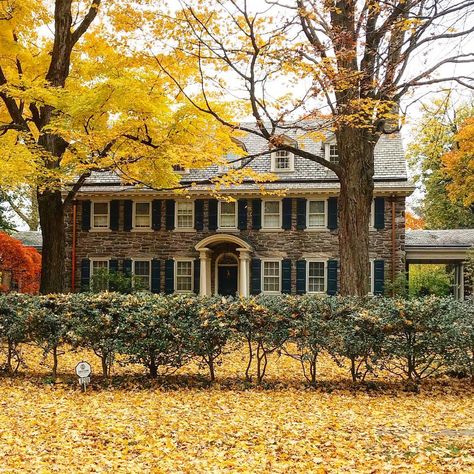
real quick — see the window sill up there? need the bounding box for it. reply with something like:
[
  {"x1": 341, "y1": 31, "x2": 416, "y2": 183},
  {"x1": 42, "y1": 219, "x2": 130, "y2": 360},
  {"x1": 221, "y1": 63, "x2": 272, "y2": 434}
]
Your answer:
[
  {"x1": 89, "y1": 228, "x2": 112, "y2": 233},
  {"x1": 271, "y1": 169, "x2": 295, "y2": 173},
  {"x1": 304, "y1": 228, "x2": 329, "y2": 232},
  {"x1": 217, "y1": 228, "x2": 239, "y2": 232},
  {"x1": 261, "y1": 291, "x2": 281, "y2": 295},
  {"x1": 131, "y1": 228, "x2": 154, "y2": 233},
  {"x1": 260, "y1": 228, "x2": 283, "y2": 232},
  {"x1": 173, "y1": 228, "x2": 196, "y2": 233}
]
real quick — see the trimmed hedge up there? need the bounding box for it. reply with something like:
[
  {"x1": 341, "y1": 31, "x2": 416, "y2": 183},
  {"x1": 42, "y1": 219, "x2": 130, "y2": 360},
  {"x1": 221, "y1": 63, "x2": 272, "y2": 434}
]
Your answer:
[{"x1": 0, "y1": 293, "x2": 472, "y2": 384}]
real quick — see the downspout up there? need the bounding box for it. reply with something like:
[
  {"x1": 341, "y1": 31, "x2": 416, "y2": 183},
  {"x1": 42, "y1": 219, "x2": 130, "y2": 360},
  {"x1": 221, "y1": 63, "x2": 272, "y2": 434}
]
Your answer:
[
  {"x1": 391, "y1": 197, "x2": 396, "y2": 295},
  {"x1": 71, "y1": 201, "x2": 77, "y2": 292}
]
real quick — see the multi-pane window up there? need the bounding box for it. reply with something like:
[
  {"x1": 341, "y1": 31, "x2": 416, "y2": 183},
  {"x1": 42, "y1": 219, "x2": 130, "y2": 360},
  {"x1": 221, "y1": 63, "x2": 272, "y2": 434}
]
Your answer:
[
  {"x1": 368, "y1": 260, "x2": 373, "y2": 294},
  {"x1": 91, "y1": 259, "x2": 109, "y2": 291},
  {"x1": 329, "y1": 144, "x2": 339, "y2": 164},
  {"x1": 274, "y1": 150, "x2": 291, "y2": 170},
  {"x1": 92, "y1": 202, "x2": 109, "y2": 229},
  {"x1": 308, "y1": 261, "x2": 325, "y2": 293},
  {"x1": 133, "y1": 260, "x2": 151, "y2": 290},
  {"x1": 219, "y1": 201, "x2": 237, "y2": 229},
  {"x1": 134, "y1": 202, "x2": 151, "y2": 229},
  {"x1": 308, "y1": 200, "x2": 326, "y2": 228},
  {"x1": 176, "y1": 260, "x2": 193, "y2": 292},
  {"x1": 176, "y1": 201, "x2": 194, "y2": 229},
  {"x1": 262, "y1": 261, "x2": 280, "y2": 293},
  {"x1": 263, "y1": 201, "x2": 281, "y2": 228}
]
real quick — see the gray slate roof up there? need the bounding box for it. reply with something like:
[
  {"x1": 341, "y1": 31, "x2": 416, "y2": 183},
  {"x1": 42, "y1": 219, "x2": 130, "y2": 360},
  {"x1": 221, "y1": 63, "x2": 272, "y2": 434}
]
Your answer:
[
  {"x1": 11, "y1": 231, "x2": 43, "y2": 250},
  {"x1": 80, "y1": 128, "x2": 409, "y2": 193},
  {"x1": 406, "y1": 229, "x2": 474, "y2": 248}
]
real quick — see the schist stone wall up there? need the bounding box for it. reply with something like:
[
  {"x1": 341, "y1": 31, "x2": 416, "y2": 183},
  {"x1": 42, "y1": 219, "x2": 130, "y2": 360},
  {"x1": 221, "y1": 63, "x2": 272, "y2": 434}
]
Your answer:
[{"x1": 64, "y1": 195, "x2": 406, "y2": 293}]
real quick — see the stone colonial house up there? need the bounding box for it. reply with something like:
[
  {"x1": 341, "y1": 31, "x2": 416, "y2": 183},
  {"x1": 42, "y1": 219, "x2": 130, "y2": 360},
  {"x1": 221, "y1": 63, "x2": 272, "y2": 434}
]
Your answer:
[{"x1": 65, "y1": 130, "x2": 414, "y2": 296}]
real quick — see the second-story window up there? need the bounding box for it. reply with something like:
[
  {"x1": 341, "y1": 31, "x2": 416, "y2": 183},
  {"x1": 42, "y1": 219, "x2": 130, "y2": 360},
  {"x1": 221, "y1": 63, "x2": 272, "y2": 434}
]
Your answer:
[
  {"x1": 219, "y1": 201, "x2": 237, "y2": 229},
  {"x1": 92, "y1": 202, "x2": 109, "y2": 229},
  {"x1": 134, "y1": 202, "x2": 151, "y2": 229},
  {"x1": 262, "y1": 200, "x2": 281, "y2": 229},
  {"x1": 307, "y1": 200, "x2": 326, "y2": 228},
  {"x1": 176, "y1": 201, "x2": 194, "y2": 229}
]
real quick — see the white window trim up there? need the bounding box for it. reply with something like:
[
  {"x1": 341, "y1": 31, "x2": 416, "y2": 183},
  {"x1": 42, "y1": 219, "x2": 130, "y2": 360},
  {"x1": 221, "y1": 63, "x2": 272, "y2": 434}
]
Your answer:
[
  {"x1": 324, "y1": 142, "x2": 339, "y2": 164},
  {"x1": 174, "y1": 258, "x2": 194, "y2": 293},
  {"x1": 271, "y1": 149, "x2": 295, "y2": 172},
  {"x1": 91, "y1": 201, "x2": 111, "y2": 232},
  {"x1": 262, "y1": 199, "x2": 283, "y2": 230},
  {"x1": 369, "y1": 199, "x2": 375, "y2": 229},
  {"x1": 306, "y1": 259, "x2": 327, "y2": 294},
  {"x1": 218, "y1": 200, "x2": 238, "y2": 230},
  {"x1": 132, "y1": 258, "x2": 152, "y2": 290},
  {"x1": 261, "y1": 258, "x2": 282, "y2": 294},
  {"x1": 132, "y1": 201, "x2": 152, "y2": 231},
  {"x1": 306, "y1": 199, "x2": 327, "y2": 230},
  {"x1": 368, "y1": 259, "x2": 374, "y2": 295},
  {"x1": 175, "y1": 200, "x2": 195, "y2": 231},
  {"x1": 90, "y1": 258, "x2": 110, "y2": 290}
]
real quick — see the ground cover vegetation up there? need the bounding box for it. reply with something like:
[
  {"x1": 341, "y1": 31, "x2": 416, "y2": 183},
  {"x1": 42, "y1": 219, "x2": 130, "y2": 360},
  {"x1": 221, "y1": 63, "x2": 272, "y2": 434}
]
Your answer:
[
  {"x1": 0, "y1": 293, "x2": 473, "y2": 472},
  {"x1": 1, "y1": 293, "x2": 473, "y2": 384}
]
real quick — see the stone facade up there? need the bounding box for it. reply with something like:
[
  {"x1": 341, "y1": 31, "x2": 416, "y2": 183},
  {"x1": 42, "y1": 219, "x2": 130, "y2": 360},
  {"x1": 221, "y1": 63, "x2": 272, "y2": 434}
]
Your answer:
[{"x1": 65, "y1": 194, "x2": 406, "y2": 295}]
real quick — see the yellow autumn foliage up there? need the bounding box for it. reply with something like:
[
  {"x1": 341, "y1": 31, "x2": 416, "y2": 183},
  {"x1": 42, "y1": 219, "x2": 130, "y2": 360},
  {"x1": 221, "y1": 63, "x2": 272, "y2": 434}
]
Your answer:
[{"x1": 0, "y1": 346, "x2": 472, "y2": 473}]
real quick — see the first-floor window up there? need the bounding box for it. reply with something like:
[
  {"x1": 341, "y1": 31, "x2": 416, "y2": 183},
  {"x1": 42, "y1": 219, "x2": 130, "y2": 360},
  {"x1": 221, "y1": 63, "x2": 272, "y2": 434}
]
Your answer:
[
  {"x1": 368, "y1": 260, "x2": 373, "y2": 294},
  {"x1": 133, "y1": 260, "x2": 151, "y2": 290},
  {"x1": 262, "y1": 260, "x2": 280, "y2": 293},
  {"x1": 219, "y1": 201, "x2": 237, "y2": 229},
  {"x1": 92, "y1": 202, "x2": 109, "y2": 229},
  {"x1": 263, "y1": 201, "x2": 281, "y2": 228},
  {"x1": 91, "y1": 259, "x2": 109, "y2": 291},
  {"x1": 176, "y1": 260, "x2": 193, "y2": 292},
  {"x1": 308, "y1": 261, "x2": 325, "y2": 293}
]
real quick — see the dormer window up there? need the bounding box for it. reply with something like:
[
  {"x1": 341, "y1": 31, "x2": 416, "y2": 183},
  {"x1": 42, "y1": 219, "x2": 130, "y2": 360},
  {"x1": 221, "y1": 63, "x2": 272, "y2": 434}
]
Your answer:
[
  {"x1": 219, "y1": 138, "x2": 247, "y2": 172},
  {"x1": 173, "y1": 165, "x2": 189, "y2": 174},
  {"x1": 271, "y1": 149, "x2": 294, "y2": 172},
  {"x1": 325, "y1": 142, "x2": 339, "y2": 164}
]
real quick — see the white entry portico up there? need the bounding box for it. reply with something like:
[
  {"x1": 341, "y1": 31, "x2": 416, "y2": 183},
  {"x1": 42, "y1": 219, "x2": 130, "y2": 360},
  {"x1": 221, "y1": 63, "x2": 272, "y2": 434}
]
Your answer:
[{"x1": 195, "y1": 234, "x2": 252, "y2": 297}]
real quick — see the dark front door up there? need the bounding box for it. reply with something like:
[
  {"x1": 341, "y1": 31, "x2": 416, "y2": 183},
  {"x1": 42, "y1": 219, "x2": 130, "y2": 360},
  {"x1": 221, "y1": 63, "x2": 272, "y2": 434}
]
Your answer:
[{"x1": 218, "y1": 266, "x2": 238, "y2": 296}]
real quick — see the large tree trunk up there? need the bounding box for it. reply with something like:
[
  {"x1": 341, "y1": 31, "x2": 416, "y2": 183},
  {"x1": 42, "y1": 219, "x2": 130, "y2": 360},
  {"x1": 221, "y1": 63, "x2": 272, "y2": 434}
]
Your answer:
[
  {"x1": 337, "y1": 128, "x2": 375, "y2": 296},
  {"x1": 38, "y1": 188, "x2": 65, "y2": 294}
]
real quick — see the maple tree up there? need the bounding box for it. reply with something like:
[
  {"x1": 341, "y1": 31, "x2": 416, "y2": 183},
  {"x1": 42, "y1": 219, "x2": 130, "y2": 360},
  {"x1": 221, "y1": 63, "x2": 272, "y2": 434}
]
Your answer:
[
  {"x1": 0, "y1": 231, "x2": 41, "y2": 293},
  {"x1": 408, "y1": 96, "x2": 474, "y2": 229},
  {"x1": 405, "y1": 211, "x2": 424, "y2": 230},
  {"x1": 0, "y1": 0, "x2": 239, "y2": 293},
  {"x1": 158, "y1": 0, "x2": 474, "y2": 295},
  {"x1": 443, "y1": 117, "x2": 474, "y2": 208}
]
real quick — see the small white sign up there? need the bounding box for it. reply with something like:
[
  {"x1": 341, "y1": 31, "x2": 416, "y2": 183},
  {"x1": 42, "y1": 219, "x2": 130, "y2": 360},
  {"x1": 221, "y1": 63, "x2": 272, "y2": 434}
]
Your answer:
[{"x1": 75, "y1": 361, "x2": 92, "y2": 378}]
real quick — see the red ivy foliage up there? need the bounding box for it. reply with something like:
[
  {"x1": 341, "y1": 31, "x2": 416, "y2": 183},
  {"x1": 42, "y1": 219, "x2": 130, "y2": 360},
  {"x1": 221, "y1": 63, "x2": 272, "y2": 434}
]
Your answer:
[{"x1": 0, "y1": 232, "x2": 41, "y2": 293}]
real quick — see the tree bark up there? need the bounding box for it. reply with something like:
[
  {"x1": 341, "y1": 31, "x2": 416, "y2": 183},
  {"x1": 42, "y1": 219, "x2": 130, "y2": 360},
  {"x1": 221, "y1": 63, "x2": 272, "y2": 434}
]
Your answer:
[
  {"x1": 336, "y1": 127, "x2": 375, "y2": 296},
  {"x1": 38, "y1": 189, "x2": 65, "y2": 294}
]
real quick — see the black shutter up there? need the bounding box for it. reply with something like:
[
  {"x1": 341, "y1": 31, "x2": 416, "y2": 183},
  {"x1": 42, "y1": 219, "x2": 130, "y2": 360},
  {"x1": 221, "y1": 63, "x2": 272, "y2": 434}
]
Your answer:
[
  {"x1": 152, "y1": 200, "x2": 162, "y2": 230},
  {"x1": 208, "y1": 199, "x2": 218, "y2": 230},
  {"x1": 123, "y1": 200, "x2": 133, "y2": 231},
  {"x1": 327, "y1": 197, "x2": 338, "y2": 230},
  {"x1": 296, "y1": 198, "x2": 307, "y2": 230},
  {"x1": 81, "y1": 200, "x2": 91, "y2": 231},
  {"x1": 151, "y1": 259, "x2": 161, "y2": 293},
  {"x1": 194, "y1": 259, "x2": 200, "y2": 294},
  {"x1": 252, "y1": 199, "x2": 262, "y2": 230},
  {"x1": 281, "y1": 259, "x2": 292, "y2": 294},
  {"x1": 374, "y1": 260, "x2": 385, "y2": 295},
  {"x1": 165, "y1": 200, "x2": 175, "y2": 230},
  {"x1": 374, "y1": 197, "x2": 385, "y2": 230},
  {"x1": 164, "y1": 259, "x2": 174, "y2": 294},
  {"x1": 250, "y1": 258, "x2": 261, "y2": 295},
  {"x1": 195, "y1": 199, "x2": 204, "y2": 231},
  {"x1": 80, "y1": 258, "x2": 90, "y2": 291},
  {"x1": 110, "y1": 200, "x2": 120, "y2": 231},
  {"x1": 122, "y1": 259, "x2": 132, "y2": 277},
  {"x1": 296, "y1": 260, "x2": 306, "y2": 295},
  {"x1": 109, "y1": 259, "x2": 119, "y2": 291},
  {"x1": 327, "y1": 260, "x2": 338, "y2": 295},
  {"x1": 238, "y1": 199, "x2": 248, "y2": 230},
  {"x1": 282, "y1": 198, "x2": 292, "y2": 230}
]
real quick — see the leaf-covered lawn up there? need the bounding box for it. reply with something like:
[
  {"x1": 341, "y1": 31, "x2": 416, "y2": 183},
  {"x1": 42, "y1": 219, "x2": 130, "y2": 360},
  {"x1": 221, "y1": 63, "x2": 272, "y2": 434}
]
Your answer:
[{"x1": 0, "y1": 348, "x2": 472, "y2": 473}]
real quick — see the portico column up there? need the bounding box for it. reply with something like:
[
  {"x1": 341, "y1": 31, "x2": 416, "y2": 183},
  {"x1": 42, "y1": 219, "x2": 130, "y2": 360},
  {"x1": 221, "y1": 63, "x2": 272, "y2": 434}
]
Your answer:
[
  {"x1": 237, "y1": 248, "x2": 251, "y2": 297},
  {"x1": 199, "y1": 248, "x2": 213, "y2": 296}
]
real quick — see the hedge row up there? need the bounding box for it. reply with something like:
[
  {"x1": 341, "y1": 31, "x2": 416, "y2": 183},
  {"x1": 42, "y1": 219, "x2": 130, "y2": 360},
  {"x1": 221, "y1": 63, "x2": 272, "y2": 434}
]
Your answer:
[{"x1": 0, "y1": 293, "x2": 473, "y2": 384}]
